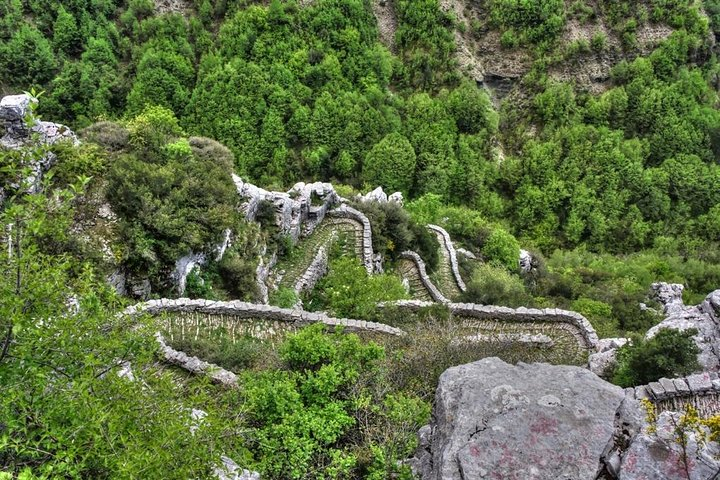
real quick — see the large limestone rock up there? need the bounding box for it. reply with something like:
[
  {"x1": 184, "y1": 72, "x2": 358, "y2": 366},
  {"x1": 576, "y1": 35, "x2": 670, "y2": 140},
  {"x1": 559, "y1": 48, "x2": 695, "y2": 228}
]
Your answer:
[
  {"x1": 414, "y1": 357, "x2": 625, "y2": 480},
  {"x1": 647, "y1": 283, "x2": 720, "y2": 372},
  {"x1": 232, "y1": 175, "x2": 339, "y2": 242}
]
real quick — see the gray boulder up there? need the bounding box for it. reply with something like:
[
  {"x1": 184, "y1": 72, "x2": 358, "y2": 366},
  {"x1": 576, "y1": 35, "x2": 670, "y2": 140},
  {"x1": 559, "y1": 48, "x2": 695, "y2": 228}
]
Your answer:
[
  {"x1": 415, "y1": 357, "x2": 625, "y2": 480},
  {"x1": 618, "y1": 410, "x2": 720, "y2": 479}
]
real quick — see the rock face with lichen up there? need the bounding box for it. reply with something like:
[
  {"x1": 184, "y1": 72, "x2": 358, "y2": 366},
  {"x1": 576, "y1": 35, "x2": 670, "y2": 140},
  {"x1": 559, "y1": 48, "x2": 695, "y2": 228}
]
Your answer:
[
  {"x1": 412, "y1": 357, "x2": 625, "y2": 480},
  {"x1": 411, "y1": 358, "x2": 720, "y2": 480}
]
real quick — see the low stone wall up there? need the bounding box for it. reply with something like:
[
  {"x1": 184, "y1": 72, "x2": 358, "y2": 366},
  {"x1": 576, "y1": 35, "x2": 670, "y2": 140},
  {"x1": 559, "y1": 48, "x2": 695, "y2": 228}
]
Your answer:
[
  {"x1": 294, "y1": 245, "x2": 328, "y2": 294},
  {"x1": 327, "y1": 205, "x2": 374, "y2": 273},
  {"x1": 450, "y1": 303, "x2": 599, "y2": 350},
  {"x1": 388, "y1": 300, "x2": 599, "y2": 351},
  {"x1": 398, "y1": 251, "x2": 449, "y2": 303},
  {"x1": 630, "y1": 372, "x2": 720, "y2": 417},
  {"x1": 427, "y1": 225, "x2": 466, "y2": 293},
  {"x1": 156, "y1": 332, "x2": 238, "y2": 387},
  {"x1": 125, "y1": 298, "x2": 406, "y2": 337}
]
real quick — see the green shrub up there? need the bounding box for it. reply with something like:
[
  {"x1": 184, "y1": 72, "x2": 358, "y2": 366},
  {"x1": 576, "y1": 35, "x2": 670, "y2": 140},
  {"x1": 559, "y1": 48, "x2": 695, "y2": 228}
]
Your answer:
[
  {"x1": 270, "y1": 287, "x2": 300, "y2": 308},
  {"x1": 218, "y1": 252, "x2": 259, "y2": 301},
  {"x1": 308, "y1": 257, "x2": 408, "y2": 319},
  {"x1": 462, "y1": 263, "x2": 532, "y2": 307},
  {"x1": 80, "y1": 122, "x2": 130, "y2": 151},
  {"x1": 481, "y1": 228, "x2": 520, "y2": 271},
  {"x1": 571, "y1": 297, "x2": 618, "y2": 337},
  {"x1": 242, "y1": 324, "x2": 427, "y2": 479},
  {"x1": 612, "y1": 328, "x2": 700, "y2": 387}
]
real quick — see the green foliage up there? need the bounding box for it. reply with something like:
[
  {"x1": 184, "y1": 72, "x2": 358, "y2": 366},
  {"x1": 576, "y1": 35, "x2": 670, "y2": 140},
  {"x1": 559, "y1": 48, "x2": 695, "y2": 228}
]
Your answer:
[
  {"x1": 362, "y1": 133, "x2": 416, "y2": 194},
  {"x1": 308, "y1": 257, "x2": 408, "y2": 318},
  {"x1": 242, "y1": 324, "x2": 427, "y2": 479},
  {"x1": 612, "y1": 329, "x2": 700, "y2": 387},
  {"x1": 490, "y1": 0, "x2": 565, "y2": 45},
  {"x1": 103, "y1": 108, "x2": 241, "y2": 291},
  {"x1": 0, "y1": 145, "x2": 246, "y2": 478},
  {"x1": 0, "y1": 24, "x2": 56, "y2": 86},
  {"x1": 462, "y1": 263, "x2": 533, "y2": 307},
  {"x1": 53, "y1": 6, "x2": 81, "y2": 56},
  {"x1": 270, "y1": 287, "x2": 300, "y2": 308},
  {"x1": 482, "y1": 228, "x2": 520, "y2": 271},
  {"x1": 394, "y1": 0, "x2": 458, "y2": 89},
  {"x1": 352, "y1": 200, "x2": 439, "y2": 268}
]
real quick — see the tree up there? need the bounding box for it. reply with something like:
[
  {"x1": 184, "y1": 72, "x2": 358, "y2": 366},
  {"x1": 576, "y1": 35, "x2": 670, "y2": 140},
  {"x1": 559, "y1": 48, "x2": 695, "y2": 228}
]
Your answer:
[
  {"x1": 53, "y1": 6, "x2": 81, "y2": 56},
  {"x1": 362, "y1": 133, "x2": 416, "y2": 195},
  {"x1": 446, "y1": 82, "x2": 499, "y2": 134},
  {"x1": 0, "y1": 24, "x2": 56, "y2": 87},
  {"x1": 0, "y1": 140, "x2": 242, "y2": 477}
]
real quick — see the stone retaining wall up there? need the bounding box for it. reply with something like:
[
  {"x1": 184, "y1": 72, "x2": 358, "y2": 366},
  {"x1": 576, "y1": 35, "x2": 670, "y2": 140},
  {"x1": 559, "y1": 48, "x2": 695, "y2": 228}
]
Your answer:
[
  {"x1": 427, "y1": 225, "x2": 466, "y2": 293},
  {"x1": 629, "y1": 372, "x2": 720, "y2": 417},
  {"x1": 125, "y1": 298, "x2": 406, "y2": 337},
  {"x1": 388, "y1": 300, "x2": 599, "y2": 351},
  {"x1": 156, "y1": 332, "x2": 239, "y2": 387},
  {"x1": 398, "y1": 251, "x2": 450, "y2": 303},
  {"x1": 294, "y1": 245, "x2": 328, "y2": 294},
  {"x1": 327, "y1": 205, "x2": 374, "y2": 273}
]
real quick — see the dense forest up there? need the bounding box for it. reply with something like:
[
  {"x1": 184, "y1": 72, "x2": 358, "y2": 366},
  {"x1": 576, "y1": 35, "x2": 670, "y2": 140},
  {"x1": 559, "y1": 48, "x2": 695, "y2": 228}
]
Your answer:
[{"x1": 1, "y1": 0, "x2": 720, "y2": 478}]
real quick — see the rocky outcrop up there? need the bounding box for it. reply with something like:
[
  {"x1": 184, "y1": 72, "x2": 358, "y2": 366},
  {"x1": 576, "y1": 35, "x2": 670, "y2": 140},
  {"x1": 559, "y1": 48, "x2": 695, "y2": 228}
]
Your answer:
[
  {"x1": 0, "y1": 94, "x2": 78, "y2": 194},
  {"x1": 412, "y1": 357, "x2": 625, "y2": 480},
  {"x1": 519, "y1": 249, "x2": 533, "y2": 273},
  {"x1": 411, "y1": 359, "x2": 720, "y2": 480},
  {"x1": 589, "y1": 338, "x2": 629, "y2": 378},
  {"x1": 357, "y1": 186, "x2": 404, "y2": 206},
  {"x1": 233, "y1": 175, "x2": 339, "y2": 242},
  {"x1": 214, "y1": 456, "x2": 260, "y2": 480},
  {"x1": 647, "y1": 283, "x2": 720, "y2": 372},
  {"x1": 618, "y1": 410, "x2": 720, "y2": 480}
]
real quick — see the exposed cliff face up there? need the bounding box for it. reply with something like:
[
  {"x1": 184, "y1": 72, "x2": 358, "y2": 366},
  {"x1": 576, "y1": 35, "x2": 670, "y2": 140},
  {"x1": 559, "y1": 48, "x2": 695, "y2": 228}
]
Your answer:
[{"x1": 435, "y1": 0, "x2": 681, "y2": 99}]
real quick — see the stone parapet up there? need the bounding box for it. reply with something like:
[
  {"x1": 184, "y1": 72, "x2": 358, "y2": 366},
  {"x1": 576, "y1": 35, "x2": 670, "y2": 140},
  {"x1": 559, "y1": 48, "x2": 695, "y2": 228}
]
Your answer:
[
  {"x1": 428, "y1": 224, "x2": 466, "y2": 293},
  {"x1": 398, "y1": 251, "x2": 450, "y2": 303}
]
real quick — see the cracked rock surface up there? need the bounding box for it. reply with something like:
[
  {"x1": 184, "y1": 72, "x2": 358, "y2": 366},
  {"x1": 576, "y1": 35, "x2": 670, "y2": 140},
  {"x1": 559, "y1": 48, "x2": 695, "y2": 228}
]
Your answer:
[{"x1": 412, "y1": 357, "x2": 624, "y2": 480}]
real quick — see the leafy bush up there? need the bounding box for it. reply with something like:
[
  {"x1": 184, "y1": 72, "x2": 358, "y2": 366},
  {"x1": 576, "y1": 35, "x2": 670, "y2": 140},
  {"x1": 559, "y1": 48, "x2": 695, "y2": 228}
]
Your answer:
[
  {"x1": 80, "y1": 121, "x2": 130, "y2": 151},
  {"x1": 353, "y1": 200, "x2": 440, "y2": 270},
  {"x1": 308, "y1": 257, "x2": 408, "y2": 319},
  {"x1": 243, "y1": 324, "x2": 427, "y2": 479},
  {"x1": 462, "y1": 263, "x2": 533, "y2": 307},
  {"x1": 270, "y1": 287, "x2": 300, "y2": 308},
  {"x1": 103, "y1": 108, "x2": 241, "y2": 292},
  {"x1": 482, "y1": 228, "x2": 520, "y2": 271},
  {"x1": 612, "y1": 329, "x2": 700, "y2": 387}
]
